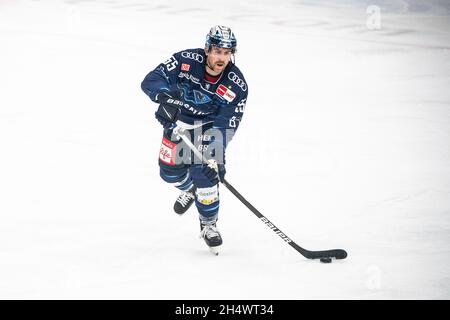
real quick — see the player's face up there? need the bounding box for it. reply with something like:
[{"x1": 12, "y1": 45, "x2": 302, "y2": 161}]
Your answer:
[{"x1": 205, "y1": 46, "x2": 232, "y2": 73}]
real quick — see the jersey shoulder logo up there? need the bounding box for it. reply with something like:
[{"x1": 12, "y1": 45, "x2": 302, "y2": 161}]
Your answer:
[
  {"x1": 227, "y1": 71, "x2": 247, "y2": 92},
  {"x1": 181, "y1": 51, "x2": 204, "y2": 63}
]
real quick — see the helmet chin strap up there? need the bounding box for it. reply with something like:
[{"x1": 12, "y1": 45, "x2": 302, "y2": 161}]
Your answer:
[{"x1": 206, "y1": 59, "x2": 215, "y2": 71}]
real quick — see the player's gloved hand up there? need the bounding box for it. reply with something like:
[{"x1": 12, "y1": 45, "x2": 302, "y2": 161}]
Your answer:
[
  {"x1": 154, "y1": 90, "x2": 185, "y2": 129},
  {"x1": 201, "y1": 159, "x2": 226, "y2": 185}
]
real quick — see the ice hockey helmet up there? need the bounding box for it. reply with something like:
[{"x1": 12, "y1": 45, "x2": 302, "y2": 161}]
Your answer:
[{"x1": 205, "y1": 25, "x2": 237, "y2": 53}]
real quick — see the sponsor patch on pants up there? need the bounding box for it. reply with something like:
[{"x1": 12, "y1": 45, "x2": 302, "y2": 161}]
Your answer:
[
  {"x1": 196, "y1": 185, "x2": 219, "y2": 205},
  {"x1": 159, "y1": 137, "x2": 177, "y2": 165}
]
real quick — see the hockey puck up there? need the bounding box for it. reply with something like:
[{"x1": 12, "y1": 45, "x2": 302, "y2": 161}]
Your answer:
[{"x1": 320, "y1": 257, "x2": 332, "y2": 263}]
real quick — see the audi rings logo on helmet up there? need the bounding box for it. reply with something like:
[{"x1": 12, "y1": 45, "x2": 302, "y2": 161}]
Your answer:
[
  {"x1": 228, "y1": 72, "x2": 247, "y2": 91},
  {"x1": 181, "y1": 51, "x2": 204, "y2": 63}
]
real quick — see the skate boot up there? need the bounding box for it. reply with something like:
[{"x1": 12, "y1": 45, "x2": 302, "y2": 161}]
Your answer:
[
  {"x1": 200, "y1": 220, "x2": 223, "y2": 248},
  {"x1": 173, "y1": 187, "x2": 196, "y2": 215}
]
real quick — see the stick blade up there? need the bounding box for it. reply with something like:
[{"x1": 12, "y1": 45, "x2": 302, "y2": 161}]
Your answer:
[{"x1": 306, "y1": 249, "x2": 348, "y2": 260}]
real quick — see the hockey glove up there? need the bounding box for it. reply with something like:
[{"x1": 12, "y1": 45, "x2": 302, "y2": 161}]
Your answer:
[
  {"x1": 155, "y1": 103, "x2": 179, "y2": 129},
  {"x1": 154, "y1": 91, "x2": 185, "y2": 129},
  {"x1": 201, "y1": 159, "x2": 226, "y2": 185}
]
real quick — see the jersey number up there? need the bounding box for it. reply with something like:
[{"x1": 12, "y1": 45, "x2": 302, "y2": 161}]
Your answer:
[
  {"x1": 164, "y1": 56, "x2": 178, "y2": 71},
  {"x1": 235, "y1": 98, "x2": 246, "y2": 113},
  {"x1": 229, "y1": 116, "x2": 241, "y2": 128}
]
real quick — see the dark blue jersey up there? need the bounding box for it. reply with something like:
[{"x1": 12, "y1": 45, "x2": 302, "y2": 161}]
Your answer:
[{"x1": 141, "y1": 48, "x2": 248, "y2": 149}]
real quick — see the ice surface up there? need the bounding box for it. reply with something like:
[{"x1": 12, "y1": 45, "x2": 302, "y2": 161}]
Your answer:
[{"x1": 0, "y1": 0, "x2": 449, "y2": 299}]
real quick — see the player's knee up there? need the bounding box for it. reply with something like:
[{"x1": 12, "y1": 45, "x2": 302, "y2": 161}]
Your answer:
[
  {"x1": 190, "y1": 164, "x2": 217, "y2": 189},
  {"x1": 159, "y1": 166, "x2": 188, "y2": 184}
]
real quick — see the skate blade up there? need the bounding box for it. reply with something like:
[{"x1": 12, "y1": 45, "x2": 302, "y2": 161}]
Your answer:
[{"x1": 208, "y1": 246, "x2": 219, "y2": 256}]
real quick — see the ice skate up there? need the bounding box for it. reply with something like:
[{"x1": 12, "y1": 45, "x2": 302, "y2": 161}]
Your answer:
[
  {"x1": 200, "y1": 220, "x2": 223, "y2": 255},
  {"x1": 173, "y1": 187, "x2": 195, "y2": 215}
]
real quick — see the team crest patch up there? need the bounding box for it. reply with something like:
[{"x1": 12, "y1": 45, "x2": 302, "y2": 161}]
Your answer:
[
  {"x1": 193, "y1": 90, "x2": 212, "y2": 104},
  {"x1": 215, "y1": 84, "x2": 236, "y2": 103}
]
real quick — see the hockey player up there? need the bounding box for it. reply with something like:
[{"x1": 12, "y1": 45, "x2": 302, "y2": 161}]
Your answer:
[{"x1": 141, "y1": 25, "x2": 248, "y2": 250}]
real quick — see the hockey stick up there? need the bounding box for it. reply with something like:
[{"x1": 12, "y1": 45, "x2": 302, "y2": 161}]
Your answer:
[{"x1": 174, "y1": 127, "x2": 347, "y2": 261}]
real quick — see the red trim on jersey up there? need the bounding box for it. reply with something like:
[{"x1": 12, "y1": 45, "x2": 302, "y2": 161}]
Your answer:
[{"x1": 204, "y1": 71, "x2": 222, "y2": 84}]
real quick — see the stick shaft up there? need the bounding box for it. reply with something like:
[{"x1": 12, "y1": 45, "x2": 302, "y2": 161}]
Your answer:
[{"x1": 174, "y1": 127, "x2": 347, "y2": 260}]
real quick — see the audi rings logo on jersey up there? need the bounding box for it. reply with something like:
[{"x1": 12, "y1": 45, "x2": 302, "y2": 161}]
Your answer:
[
  {"x1": 181, "y1": 51, "x2": 204, "y2": 63},
  {"x1": 228, "y1": 72, "x2": 247, "y2": 91}
]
